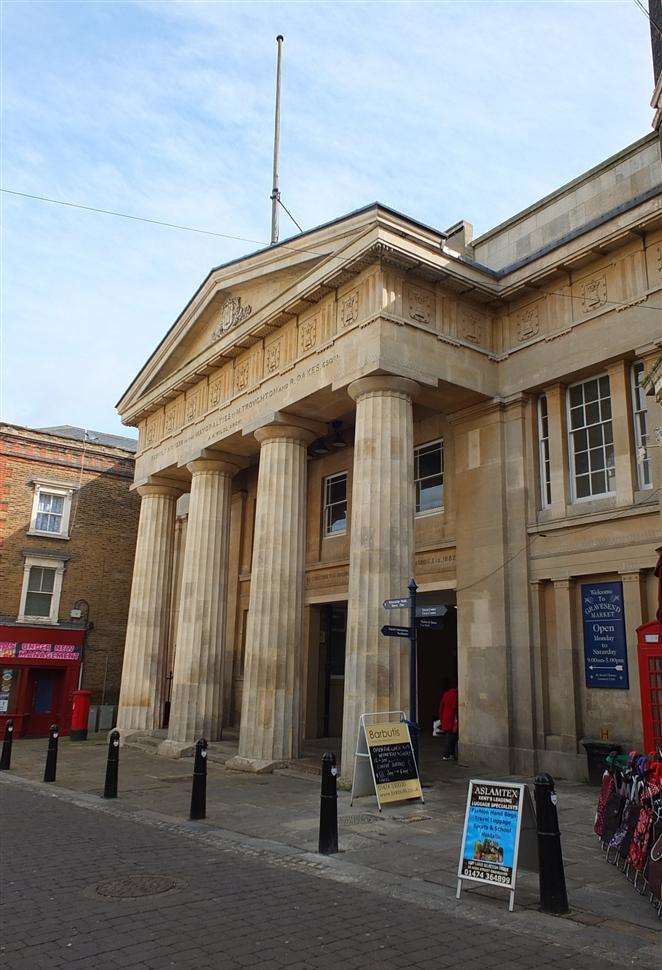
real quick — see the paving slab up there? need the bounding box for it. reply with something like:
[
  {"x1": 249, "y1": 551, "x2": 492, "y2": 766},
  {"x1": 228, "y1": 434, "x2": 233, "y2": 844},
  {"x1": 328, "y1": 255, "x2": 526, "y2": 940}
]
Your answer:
[{"x1": 1, "y1": 734, "x2": 660, "y2": 966}]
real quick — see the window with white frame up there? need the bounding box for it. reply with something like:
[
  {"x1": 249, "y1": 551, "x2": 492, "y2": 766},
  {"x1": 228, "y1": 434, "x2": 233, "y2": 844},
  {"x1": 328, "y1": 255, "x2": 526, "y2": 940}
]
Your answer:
[
  {"x1": 567, "y1": 375, "x2": 615, "y2": 500},
  {"x1": 28, "y1": 482, "x2": 75, "y2": 539},
  {"x1": 537, "y1": 395, "x2": 552, "y2": 508},
  {"x1": 631, "y1": 361, "x2": 652, "y2": 490},
  {"x1": 414, "y1": 440, "x2": 444, "y2": 514},
  {"x1": 18, "y1": 556, "x2": 65, "y2": 624},
  {"x1": 323, "y1": 473, "x2": 347, "y2": 536}
]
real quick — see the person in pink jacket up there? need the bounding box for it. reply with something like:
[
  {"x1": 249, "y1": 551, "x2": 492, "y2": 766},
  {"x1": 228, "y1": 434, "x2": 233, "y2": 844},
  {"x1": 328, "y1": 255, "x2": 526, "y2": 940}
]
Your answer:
[{"x1": 438, "y1": 684, "x2": 458, "y2": 761}]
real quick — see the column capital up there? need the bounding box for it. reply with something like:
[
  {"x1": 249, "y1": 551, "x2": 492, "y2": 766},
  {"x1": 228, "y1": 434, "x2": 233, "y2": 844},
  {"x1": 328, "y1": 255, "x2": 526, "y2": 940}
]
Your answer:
[
  {"x1": 136, "y1": 478, "x2": 183, "y2": 500},
  {"x1": 245, "y1": 410, "x2": 326, "y2": 447},
  {"x1": 186, "y1": 453, "x2": 246, "y2": 477},
  {"x1": 347, "y1": 374, "x2": 420, "y2": 402}
]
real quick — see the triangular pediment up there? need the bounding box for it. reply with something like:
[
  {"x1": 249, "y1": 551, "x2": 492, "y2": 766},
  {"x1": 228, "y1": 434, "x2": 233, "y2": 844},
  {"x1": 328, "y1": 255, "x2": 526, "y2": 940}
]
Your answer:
[
  {"x1": 118, "y1": 211, "x2": 382, "y2": 418},
  {"x1": 147, "y1": 259, "x2": 321, "y2": 390}
]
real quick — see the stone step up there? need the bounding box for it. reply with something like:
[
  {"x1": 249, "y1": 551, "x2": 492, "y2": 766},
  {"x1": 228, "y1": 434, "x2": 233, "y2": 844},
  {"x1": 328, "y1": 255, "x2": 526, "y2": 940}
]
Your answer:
[{"x1": 121, "y1": 733, "x2": 164, "y2": 755}]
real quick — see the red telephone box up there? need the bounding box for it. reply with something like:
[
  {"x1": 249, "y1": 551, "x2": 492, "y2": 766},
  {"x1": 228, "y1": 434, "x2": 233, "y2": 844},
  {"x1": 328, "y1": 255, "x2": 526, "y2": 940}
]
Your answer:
[{"x1": 637, "y1": 620, "x2": 662, "y2": 753}]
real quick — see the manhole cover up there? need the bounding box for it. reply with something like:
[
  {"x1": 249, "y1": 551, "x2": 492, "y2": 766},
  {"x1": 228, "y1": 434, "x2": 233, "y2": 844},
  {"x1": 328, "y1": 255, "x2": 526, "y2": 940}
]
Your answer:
[
  {"x1": 95, "y1": 875, "x2": 178, "y2": 898},
  {"x1": 339, "y1": 814, "x2": 379, "y2": 826}
]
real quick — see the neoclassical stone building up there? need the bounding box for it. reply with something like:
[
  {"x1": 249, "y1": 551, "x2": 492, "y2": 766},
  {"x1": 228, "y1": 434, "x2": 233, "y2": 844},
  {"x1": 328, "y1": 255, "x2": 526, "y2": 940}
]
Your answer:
[{"x1": 117, "y1": 132, "x2": 662, "y2": 780}]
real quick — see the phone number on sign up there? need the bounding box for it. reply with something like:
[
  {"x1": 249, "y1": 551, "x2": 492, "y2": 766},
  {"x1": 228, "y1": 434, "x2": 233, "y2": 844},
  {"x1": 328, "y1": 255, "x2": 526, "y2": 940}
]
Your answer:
[{"x1": 462, "y1": 865, "x2": 511, "y2": 884}]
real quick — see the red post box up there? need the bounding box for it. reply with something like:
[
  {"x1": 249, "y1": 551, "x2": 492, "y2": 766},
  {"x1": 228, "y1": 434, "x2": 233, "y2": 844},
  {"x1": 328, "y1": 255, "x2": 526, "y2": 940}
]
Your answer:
[
  {"x1": 70, "y1": 689, "x2": 92, "y2": 741},
  {"x1": 636, "y1": 621, "x2": 662, "y2": 754}
]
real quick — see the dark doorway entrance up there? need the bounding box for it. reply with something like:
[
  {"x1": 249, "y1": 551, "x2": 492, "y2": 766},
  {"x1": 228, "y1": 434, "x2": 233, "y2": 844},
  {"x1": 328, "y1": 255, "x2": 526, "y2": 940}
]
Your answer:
[
  {"x1": 415, "y1": 593, "x2": 458, "y2": 770},
  {"x1": 319, "y1": 603, "x2": 346, "y2": 738}
]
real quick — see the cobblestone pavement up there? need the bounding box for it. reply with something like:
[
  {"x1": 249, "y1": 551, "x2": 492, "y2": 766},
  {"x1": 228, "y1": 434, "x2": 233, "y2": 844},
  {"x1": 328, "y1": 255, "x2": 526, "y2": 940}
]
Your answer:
[{"x1": 0, "y1": 781, "x2": 650, "y2": 970}]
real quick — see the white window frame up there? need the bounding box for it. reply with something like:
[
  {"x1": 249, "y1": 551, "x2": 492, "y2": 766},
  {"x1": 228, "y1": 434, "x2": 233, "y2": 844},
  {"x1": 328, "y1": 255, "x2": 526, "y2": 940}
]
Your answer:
[
  {"x1": 28, "y1": 481, "x2": 75, "y2": 539},
  {"x1": 414, "y1": 438, "x2": 444, "y2": 517},
  {"x1": 18, "y1": 556, "x2": 66, "y2": 625},
  {"x1": 630, "y1": 361, "x2": 652, "y2": 491},
  {"x1": 323, "y1": 472, "x2": 348, "y2": 537},
  {"x1": 537, "y1": 395, "x2": 552, "y2": 509},
  {"x1": 566, "y1": 373, "x2": 616, "y2": 503}
]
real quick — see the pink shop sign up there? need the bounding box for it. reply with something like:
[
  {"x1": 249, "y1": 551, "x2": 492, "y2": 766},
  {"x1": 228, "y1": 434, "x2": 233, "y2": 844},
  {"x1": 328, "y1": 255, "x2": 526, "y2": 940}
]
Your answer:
[{"x1": 0, "y1": 642, "x2": 81, "y2": 660}]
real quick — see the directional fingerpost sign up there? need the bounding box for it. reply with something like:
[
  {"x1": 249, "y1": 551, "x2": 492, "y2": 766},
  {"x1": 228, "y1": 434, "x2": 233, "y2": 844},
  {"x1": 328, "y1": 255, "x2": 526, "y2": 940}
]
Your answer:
[
  {"x1": 417, "y1": 618, "x2": 443, "y2": 630},
  {"x1": 381, "y1": 625, "x2": 412, "y2": 638},
  {"x1": 417, "y1": 605, "x2": 447, "y2": 618},
  {"x1": 383, "y1": 598, "x2": 409, "y2": 610}
]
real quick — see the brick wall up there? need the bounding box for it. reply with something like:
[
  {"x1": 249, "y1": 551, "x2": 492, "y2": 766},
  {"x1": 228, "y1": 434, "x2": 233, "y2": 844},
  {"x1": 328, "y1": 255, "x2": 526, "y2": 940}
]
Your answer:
[{"x1": 0, "y1": 428, "x2": 140, "y2": 705}]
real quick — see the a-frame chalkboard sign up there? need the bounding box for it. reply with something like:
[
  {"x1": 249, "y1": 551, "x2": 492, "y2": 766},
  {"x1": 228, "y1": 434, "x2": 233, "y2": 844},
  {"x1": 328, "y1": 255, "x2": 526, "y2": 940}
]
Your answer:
[{"x1": 350, "y1": 711, "x2": 424, "y2": 811}]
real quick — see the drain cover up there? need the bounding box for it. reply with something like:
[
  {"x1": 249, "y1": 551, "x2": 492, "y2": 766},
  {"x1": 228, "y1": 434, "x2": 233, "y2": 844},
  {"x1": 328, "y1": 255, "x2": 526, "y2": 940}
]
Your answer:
[
  {"x1": 95, "y1": 875, "x2": 177, "y2": 898},
  {"x1": 339, "y1": 813, "x2": 379, "y2": 826}
]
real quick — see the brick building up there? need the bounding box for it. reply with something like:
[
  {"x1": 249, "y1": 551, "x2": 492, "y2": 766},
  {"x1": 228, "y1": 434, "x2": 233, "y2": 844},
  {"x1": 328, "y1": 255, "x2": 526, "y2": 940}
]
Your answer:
[{"x1": 0, "y1": 424, "x2": 139, "y2": 737}]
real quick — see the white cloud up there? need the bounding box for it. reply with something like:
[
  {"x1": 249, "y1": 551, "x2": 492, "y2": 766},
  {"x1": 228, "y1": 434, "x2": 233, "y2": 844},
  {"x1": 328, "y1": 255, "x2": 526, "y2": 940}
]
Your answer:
[{"x1": 1, "y1": 0, "x2": 654, "y2": 434}]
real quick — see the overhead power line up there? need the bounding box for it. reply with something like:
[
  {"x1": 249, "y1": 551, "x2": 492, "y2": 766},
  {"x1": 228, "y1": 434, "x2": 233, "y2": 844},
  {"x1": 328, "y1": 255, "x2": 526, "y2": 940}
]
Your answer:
[
  {"x1": 2, "y1": 186, "x2": 661, "y2": 313},
  {"x1": 633, "y1": 0, "x2": 662, "y2": 38},
  {"x1": 0, "y1": 188, "x2": 325, "y2": 259}
]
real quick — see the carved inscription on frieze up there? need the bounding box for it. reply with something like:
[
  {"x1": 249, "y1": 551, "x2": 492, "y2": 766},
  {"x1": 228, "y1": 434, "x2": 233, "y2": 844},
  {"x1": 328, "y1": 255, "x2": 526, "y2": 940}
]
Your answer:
[
  {"x1": 514, "y1": 303, "x2": 540, "y2": 343},
  {"x1": 458, "y1": 306, "x2": 487, "y2": 345},
  {"x1": 339, "y1": 290, "x2": 360, "y2": 329},
  {"x1": 415, "y1": 551, "x2": 456, "y2": 572},
  {"x1": 579, "y1": 273, "x2": 607, "y2": 313},
  {"x1": 406, "y1": 283, "x2": 435, "y2": 325},
  {"x1": 305, "y1": 567, "x2": 349, "y2": 589},
  {"x1": 211, "y1": 295, "x2": 252, "y2": 341}
]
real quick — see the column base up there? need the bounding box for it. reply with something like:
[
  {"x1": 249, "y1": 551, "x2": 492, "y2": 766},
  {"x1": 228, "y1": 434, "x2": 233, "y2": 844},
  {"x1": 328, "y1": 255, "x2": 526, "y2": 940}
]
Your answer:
[
  {"x1": 158, "y1": 740, "x2": 196, "y2": 759},
  {"x1": 459, "y1": 740, "x2": 511, "y2": 775},
  {"x1": 225, "y1": 755, "x2": 283, "y2": 774}
]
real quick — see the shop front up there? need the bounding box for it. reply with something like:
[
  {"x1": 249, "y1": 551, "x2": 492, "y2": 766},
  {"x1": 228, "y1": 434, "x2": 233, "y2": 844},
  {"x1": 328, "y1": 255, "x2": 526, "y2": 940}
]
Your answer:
[{"x1": 0, "y1": 626, "x2": 84, "y2": 738}]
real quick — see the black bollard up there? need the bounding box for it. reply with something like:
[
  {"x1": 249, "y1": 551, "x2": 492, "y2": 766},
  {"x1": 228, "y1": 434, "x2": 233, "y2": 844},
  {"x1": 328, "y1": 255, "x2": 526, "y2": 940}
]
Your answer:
[
  {"x1": 189, "y1": 738, "x2": 207, "y2": 820},
  {"x1": 534, "y1": 773, "x2": 569, "y2": 914},
  {"x1": 43, "y1": 724, "x2": 59, "y2": 783},
  {"x1": 0, "y1": 719, "x2": 14, "y2": 771},
  {"x1": 318, "y1": 751, "x2": 338, "y2": 855},
  {"x1": 103, "y1": 730, "x2": 120, "y2": 798}
]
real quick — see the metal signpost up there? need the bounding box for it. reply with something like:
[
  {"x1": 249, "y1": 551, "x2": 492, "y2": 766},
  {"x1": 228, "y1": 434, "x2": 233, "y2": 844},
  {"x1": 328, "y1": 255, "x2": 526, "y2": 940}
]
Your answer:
[{"x1": 382, "y1": 580, "x2": 448, "y2": 767}]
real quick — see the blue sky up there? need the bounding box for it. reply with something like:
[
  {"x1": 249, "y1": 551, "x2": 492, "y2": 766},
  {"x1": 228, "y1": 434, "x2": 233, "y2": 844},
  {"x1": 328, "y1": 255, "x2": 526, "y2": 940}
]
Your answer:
[{"x1": 1, "y1": 0, "x2": 656, "y2": 437}]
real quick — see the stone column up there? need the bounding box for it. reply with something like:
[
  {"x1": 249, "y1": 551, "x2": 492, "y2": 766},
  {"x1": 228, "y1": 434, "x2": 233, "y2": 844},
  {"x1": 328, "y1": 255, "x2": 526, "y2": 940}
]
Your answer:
[
  {"x1": 117, "y1": 482, "x2": 182, "y2": 736},
  {"x1": 161, "y1": 456, "x2": 243, "y2": 754},
  {"x1": 454, "y1": 402, "x2": 511, "y2": 773},
  {"x1": 165, "y1": 513, "x2": 187, "y2": 686},
  {"x1": 544, "y1": 383, "x2": 571, "y2": 513},
  {"x1": 620, "y1": 570, "x2": 644, "y2": 748},
  {"x1": 340, "y1": 376, "x2": 418, "y2": 778},
  {"x1": 608, "y1": 360, "x2": 636, "y2": 506},
  {"x1": 230, "y1": 420, "x2": 317, "y2": 771},
  {"x1": 550, "y1": 578, "x2": 581, "y2": 749}
]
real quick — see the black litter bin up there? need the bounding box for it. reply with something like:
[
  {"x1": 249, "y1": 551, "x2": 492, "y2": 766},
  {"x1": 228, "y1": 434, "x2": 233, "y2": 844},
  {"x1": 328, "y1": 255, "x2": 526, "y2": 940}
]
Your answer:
[{"x1": 581, "y1": 739, "x2": 622, "y2": 786}]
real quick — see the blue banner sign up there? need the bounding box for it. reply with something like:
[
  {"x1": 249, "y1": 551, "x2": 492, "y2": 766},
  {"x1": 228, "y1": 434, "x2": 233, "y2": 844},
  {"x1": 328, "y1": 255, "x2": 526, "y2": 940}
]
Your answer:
[{"x1": 581, "y1": 581, "x2": 629, "y2": 689}]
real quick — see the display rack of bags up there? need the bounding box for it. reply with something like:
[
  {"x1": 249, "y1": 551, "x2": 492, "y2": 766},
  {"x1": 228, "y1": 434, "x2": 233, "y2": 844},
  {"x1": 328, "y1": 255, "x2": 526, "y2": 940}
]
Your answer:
[{"x1": 594, "y1": 749, "x2": 662, "y2": 918}]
